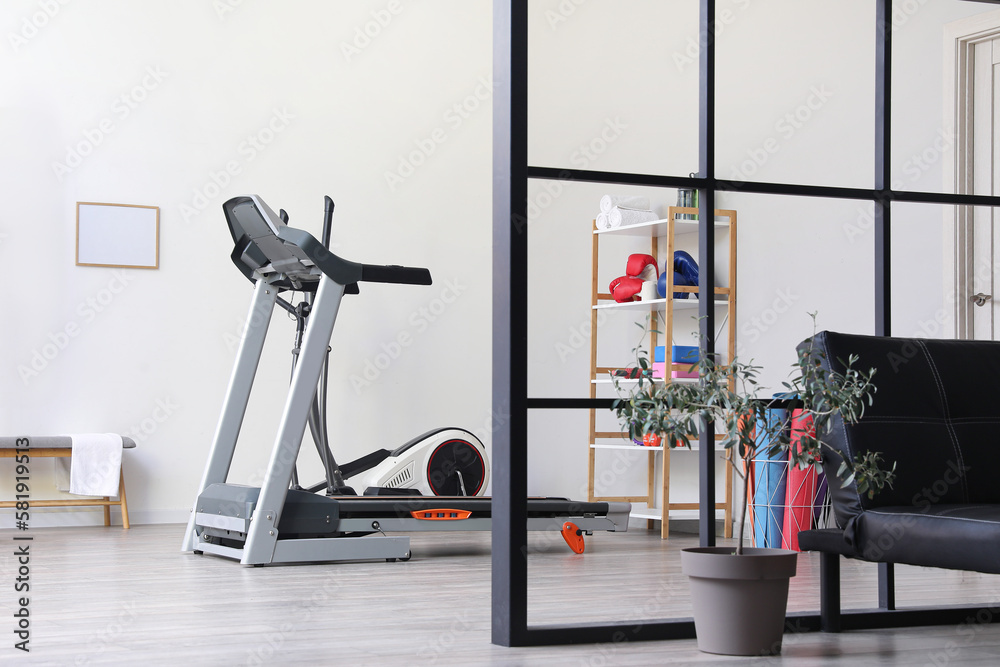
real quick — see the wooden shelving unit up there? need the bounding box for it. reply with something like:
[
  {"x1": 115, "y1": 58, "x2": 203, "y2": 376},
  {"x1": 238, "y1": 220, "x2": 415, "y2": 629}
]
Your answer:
[{"x1": 587, "y1": 206, "x2": 737, "y2": 539}]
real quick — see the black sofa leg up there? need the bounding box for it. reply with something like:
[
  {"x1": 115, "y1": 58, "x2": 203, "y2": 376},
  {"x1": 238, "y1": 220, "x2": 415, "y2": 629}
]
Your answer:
[
  {"x1": 820, "y1": 551, "x2": 842, "y2": 633},
  {"x1": 878, "y1": 562, "x2": 896, "y2": 610}
]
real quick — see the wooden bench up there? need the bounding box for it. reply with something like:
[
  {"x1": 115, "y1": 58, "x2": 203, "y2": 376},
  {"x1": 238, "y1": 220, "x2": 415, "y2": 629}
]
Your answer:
[{"x1": 0, "y1": 436, "x2": 134, "y2": 529}]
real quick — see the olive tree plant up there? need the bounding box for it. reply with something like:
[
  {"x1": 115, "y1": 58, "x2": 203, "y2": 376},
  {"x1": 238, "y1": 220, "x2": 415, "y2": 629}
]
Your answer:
[{"x1": 611, "y1": 317, "x2": 896, "y2": 554}]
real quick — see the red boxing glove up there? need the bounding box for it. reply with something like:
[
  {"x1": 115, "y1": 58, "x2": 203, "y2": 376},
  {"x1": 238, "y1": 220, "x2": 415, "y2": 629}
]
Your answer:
[
  {"x1": 609, "y1": 276, "x2": 643, "y2": 303},
  {"x1": 626, "y1": 253, "x2": 658, "y2": 281}
]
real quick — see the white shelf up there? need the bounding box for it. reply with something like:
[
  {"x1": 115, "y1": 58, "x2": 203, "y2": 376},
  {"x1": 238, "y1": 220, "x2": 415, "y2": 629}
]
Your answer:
[
  {"x1": 629, "y1": 507, "x2": 725, "y2": 520},
  {"x1": 594, "y1": 216, "x2": 731, "y2": 238},
  {"x1": 593, "y1": 297, "x2": 728, "y2": 312},
  {"x1": 590, "y1": 442, "x2": 722, "y2": 452},
  {"x1": 592, "y1": 376, "x2": 697, "y2": 385},
  {"x1": 591, "y1": 443, "x2": 664, "y2": 451}
]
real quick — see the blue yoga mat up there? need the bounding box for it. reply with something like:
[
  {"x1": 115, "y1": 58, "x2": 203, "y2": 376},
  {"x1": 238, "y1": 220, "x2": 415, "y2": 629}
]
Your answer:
[{"x1": 752, "y1": 408, "x2": 788, "y2": 548}]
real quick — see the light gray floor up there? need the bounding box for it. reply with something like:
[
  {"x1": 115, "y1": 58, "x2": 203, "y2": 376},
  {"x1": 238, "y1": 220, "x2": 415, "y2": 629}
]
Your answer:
[{"x1": 2, "y1": 523, "x2": 1000, "y2": 666}]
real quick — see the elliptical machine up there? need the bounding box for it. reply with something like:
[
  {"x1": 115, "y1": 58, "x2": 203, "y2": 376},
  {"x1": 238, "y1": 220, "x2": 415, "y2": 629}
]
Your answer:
[{"x1": 241, "y1": 196, "x2": 489, "y2": 499}]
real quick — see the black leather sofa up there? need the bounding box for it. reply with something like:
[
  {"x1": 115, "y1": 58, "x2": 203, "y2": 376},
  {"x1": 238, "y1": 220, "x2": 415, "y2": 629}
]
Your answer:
[{"x1": 798, "y1": 331, "x2": 1000, "y2": 631}]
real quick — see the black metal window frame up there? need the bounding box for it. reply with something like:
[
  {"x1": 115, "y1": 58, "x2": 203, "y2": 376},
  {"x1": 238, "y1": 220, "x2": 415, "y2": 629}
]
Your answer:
[{"x1": 492, "y1": 0, "x2": 1000, "y2": 647}]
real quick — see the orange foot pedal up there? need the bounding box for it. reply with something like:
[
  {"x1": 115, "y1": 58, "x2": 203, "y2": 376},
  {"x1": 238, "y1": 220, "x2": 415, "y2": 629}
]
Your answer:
[
  {"x1": 410, "y1": 509, "x2": 472, "y2": 521},
  {"x1": 561, "y1": 522, "x2": 585, "y2": 554}
]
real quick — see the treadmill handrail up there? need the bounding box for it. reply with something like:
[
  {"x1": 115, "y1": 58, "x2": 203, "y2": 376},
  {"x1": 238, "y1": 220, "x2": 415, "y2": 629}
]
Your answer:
[{"x1": 277, "y1": 226, "x2": 433, "y2": 287}]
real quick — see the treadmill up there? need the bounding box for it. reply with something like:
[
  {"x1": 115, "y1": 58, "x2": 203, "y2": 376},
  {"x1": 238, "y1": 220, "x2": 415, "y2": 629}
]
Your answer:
[{"x1": 180, "y1": 195, "x2": 630, "y2": 565}]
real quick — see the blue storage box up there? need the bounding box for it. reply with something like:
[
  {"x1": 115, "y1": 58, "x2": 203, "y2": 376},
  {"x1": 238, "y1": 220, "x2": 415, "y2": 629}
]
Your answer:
[
  {"x1": 654, "y1": 346, "x2": 665, "y2": 363},
  {"x1": 672, "y1": 345, "x2": 699, "y2": 363}
]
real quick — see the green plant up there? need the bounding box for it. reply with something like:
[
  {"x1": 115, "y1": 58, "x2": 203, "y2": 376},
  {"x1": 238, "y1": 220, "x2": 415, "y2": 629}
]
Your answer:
[{"x1": 611, "y1": 316, "x2": 896, "y2": 555}]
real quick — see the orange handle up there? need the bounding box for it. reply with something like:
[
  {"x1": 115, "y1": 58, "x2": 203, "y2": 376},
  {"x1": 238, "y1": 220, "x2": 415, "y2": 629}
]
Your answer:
[
  {"x1": 561, "y1": 521, "x2": 585, "y2": 554},
  {"x1": 410, "y1": 509, "x2": 472, "y2": 521}
]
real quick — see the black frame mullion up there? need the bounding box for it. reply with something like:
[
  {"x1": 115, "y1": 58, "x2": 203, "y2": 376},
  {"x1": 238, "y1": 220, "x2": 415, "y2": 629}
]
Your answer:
[
  {"x1": 493, "y1": 0, "x2": 1000, "y2": 648},
  {"x1": 875, "y1": 0, "x2": 892, "y2": 336},
  {"x1": 491, "y1": 0, "x2": 529, "y2": 647},
  {"x1": 696, "y1": 0, "x2": 718, "y2": 548}
]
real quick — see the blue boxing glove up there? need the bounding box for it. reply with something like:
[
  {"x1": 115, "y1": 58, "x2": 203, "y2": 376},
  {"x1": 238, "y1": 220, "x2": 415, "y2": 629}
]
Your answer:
[
  {"x1": 658, "y1": 270, "x2": 692, "y2": 299},
  {"x1": 673, "y1": 250, "x2": 699, "y2": 287}
]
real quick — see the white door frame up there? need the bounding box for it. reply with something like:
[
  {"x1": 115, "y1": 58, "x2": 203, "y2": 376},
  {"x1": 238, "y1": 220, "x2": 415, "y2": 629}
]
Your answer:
[{"x1": 944, "y1": 9, "x2": 1000, "y2": 339}]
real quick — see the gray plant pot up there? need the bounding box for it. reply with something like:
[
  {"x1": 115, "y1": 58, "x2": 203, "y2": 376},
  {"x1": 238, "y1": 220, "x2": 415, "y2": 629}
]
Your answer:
[{"x1": 681, "y1": 546, "x2": 798, "y2": 656}]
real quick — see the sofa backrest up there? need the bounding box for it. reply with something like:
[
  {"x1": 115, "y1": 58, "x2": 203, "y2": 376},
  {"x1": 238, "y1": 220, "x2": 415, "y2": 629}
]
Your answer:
[{"x1": 808, "y1": 331, "x2": 1000, "y2": 528}]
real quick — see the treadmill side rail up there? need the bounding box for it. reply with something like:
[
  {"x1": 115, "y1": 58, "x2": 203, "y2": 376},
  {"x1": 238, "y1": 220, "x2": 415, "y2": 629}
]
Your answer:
[
  {"x1": 603, "y1": 502, "x2": 632, "y2": 531},
  {"x1": 182, "y1": 279, "x2": 278, "y2": 553},
  {"x1": 270, "y1": 535, "x2": 410, "y2": 565},
  {"x1": 242, "y1": 277, "x2": 347, "y2": 566}
]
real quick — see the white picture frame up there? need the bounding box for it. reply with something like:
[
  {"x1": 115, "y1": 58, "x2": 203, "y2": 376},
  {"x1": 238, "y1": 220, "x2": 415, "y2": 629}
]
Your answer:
[{"x1": 76, "y1": 202, "x2": 160, "y2": 269}]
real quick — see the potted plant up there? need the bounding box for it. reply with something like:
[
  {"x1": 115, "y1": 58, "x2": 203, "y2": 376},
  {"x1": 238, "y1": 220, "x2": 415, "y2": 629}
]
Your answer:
[{"x1": 611, "y1": 317, "x2": 895, "y2": 656}]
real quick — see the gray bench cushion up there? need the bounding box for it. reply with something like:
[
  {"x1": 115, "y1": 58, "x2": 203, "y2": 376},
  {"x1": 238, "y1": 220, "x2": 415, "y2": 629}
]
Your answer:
[{"x1": 0, "y1": 436, "x2": 136, "y2": 449}]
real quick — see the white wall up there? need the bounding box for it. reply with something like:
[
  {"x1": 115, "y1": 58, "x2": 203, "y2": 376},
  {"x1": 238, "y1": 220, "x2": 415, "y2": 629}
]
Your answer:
[
  {"x1": 1, "y1": 0, "x2": 992, "y2": 526},
  {"x1": 0, "y1": 0, "x2": 495, "y2": 525}
]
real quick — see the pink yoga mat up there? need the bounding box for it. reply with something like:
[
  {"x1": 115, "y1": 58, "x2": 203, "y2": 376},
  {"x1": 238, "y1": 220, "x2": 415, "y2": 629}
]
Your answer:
[{"x1": 781, "y1": 410, "x2": 817, "y2": 551}]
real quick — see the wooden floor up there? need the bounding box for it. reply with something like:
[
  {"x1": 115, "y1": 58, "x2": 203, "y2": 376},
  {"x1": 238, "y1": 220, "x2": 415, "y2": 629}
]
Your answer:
[{"x1": 3, "y1": 523, "x2": 1000, "y2": 666}]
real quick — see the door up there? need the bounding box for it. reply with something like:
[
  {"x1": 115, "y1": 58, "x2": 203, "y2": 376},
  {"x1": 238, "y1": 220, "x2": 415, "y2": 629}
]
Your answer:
[
  {"x1": 970, "y1": 37, "x2": 999, "y2": 339},
  {"x1": 948, "y1": 11, "x2": 1000, "y2": 341}
]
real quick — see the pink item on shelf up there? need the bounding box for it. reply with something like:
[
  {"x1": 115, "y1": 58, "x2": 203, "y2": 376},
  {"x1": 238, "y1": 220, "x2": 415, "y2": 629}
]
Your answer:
[
  {"x1": 781, "y1": 410, "x2": 818, "y2": 552},
  {"x1": 652, "y1": 362, "x2": 666, "y2": 379},
  {"x1": 672, "y1": 369, "x2": 699, "y2": 379}
]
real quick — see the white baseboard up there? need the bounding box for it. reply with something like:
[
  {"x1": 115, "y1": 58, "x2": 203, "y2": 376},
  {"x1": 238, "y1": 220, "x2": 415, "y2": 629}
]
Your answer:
[{"x1": 0, "y1": 506, "x2": 190, "y2": 528}]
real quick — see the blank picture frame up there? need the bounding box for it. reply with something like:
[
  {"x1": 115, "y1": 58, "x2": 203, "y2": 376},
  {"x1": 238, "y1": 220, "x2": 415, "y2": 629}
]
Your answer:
[{"x1": 76, "y1": 202, "x2": 159, "y2": 269}]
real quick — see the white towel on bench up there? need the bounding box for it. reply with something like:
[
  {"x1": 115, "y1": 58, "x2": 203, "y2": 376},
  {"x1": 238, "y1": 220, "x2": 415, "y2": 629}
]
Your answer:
[{"x1": 69, "y1": 433, "x2": 123, "y2": 497}]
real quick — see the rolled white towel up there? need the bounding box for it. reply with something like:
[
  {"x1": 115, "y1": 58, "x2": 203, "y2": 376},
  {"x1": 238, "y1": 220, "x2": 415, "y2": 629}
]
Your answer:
[
  {"x1": 596, "y1": 212, "x2": 614, "y2": 230},
  {"x1": 610, "y1": 207, "x2": 659, "y2": 228},
  {"x1": 600, "y1": 195, "x2": 650, "y2": 213}
]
